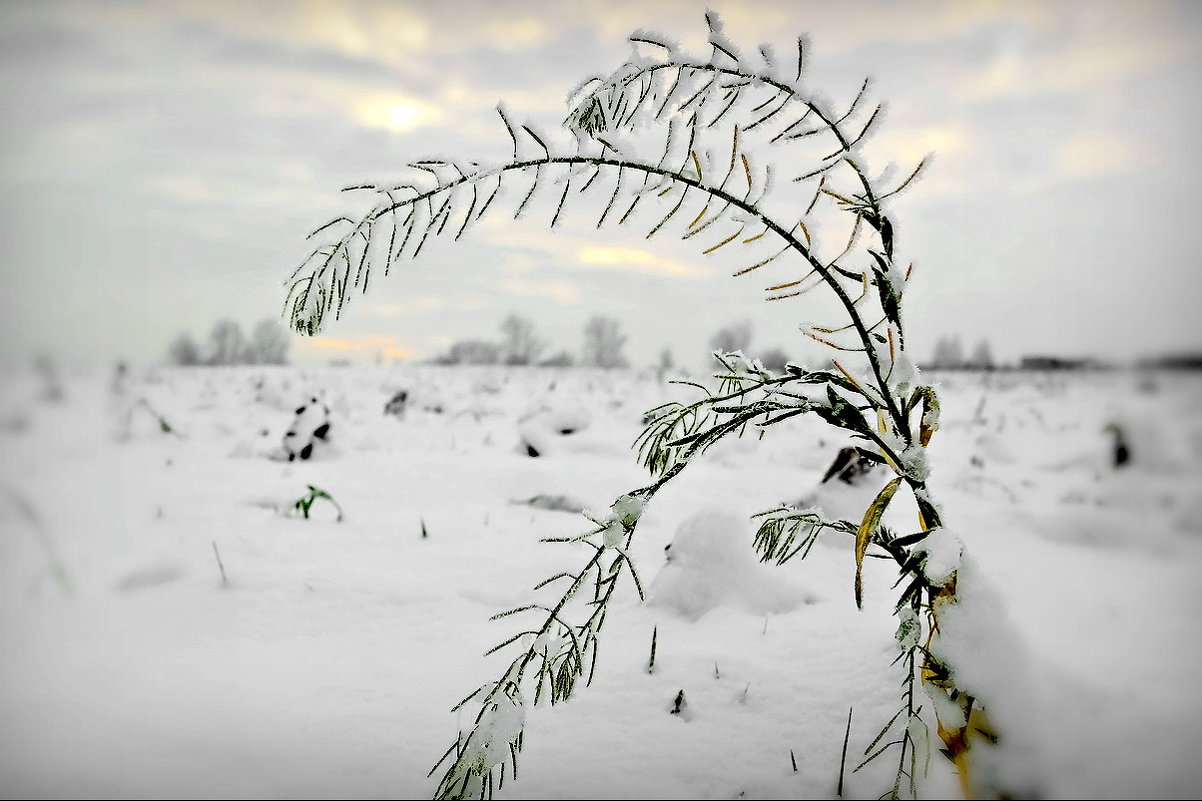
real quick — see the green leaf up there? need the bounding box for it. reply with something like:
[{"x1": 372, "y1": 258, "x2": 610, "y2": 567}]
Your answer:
[
  {"x1": 868, "y1": 251, "x2": 902, "y2": 330},
  {"x1": 815, "y1": 384, "x2": 871, "y2": 436}
]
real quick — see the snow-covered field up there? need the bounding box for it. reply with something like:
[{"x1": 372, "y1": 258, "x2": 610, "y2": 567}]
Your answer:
[{"x1": 1, "y1": 363, "x2": 1199, "y2": 799}]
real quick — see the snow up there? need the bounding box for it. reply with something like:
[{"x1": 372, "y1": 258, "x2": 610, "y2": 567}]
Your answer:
[
  {"x1": 1, "y1": 364, "x2": 1200, "y2": 799},
  {"x1": 648, "y1": 509, "x2": 816, "y2": 621},
  {"x1": 914, "y1": 526, "x2": 961, "y2": 586},
  {"x1": 927, "y1": 552, "x2": 1042, "y2": 798}
]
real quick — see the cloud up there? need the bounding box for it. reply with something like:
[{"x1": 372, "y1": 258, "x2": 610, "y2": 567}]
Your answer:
[
  {"x1": 577, "y1": 245, "x2": 709, "y2": 278},
  {"x1": 1053, "y1": 129, "x2": 1138, "y2": 182},
  {"x1": 868, "y1": 123, "x2": 972, "y2": 197},
  {"x1": 491, "y1": 251, "x2": 581, "y2": 304},
  {"x1": 298, "y1": 334, "x2": 415, "y2": 359},
  {"x1": 142, "y1": 171, "x2": 226, "y2": 205},
  {"x1": 484, "y1": 17, "x2": 551, "y2": 50},
  {"x1": 496, "y1": 274, "x2": 581, "y2": 304},
  {"x1": 952, "y1": 3, "x2": 1193, "y2": 101},
  {"x1": 361, "y1": 297, "x2": 448, "y2": 317},
  {"x1": 480, "y1": 215, "x2": 716, "y2": 279}
]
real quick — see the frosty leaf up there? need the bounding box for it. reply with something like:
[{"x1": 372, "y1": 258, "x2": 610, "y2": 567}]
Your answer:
[
  {"x1": 611, "y1": 493, "x2": 645, "y2": 527},
  {"x1": 752, "y1": 506, "x2": 855, "y2": 565},
  {"x1": 815, "y1": 384, "x2": 872, "y2": 437},
  {"x1": 900, "y1": 444, "x2": 931, "y2": 482},
  {"x1": 601, "y1": 519, "x2": 625, "y2": 549},
  {"x1": 869, "y1": 250, "x2": 903, "y2": 331},
  {"x1": 895, "y1": 605, "x2": 921, "y2": 651},
  {"x1": 915, "y1": 385, "x2": 941, "y2": 447}
]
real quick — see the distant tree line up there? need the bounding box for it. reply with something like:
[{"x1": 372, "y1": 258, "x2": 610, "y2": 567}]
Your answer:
[
  {"x1": 435, "y1": 314, "x2": 797, "y2": 373},
  {"x1": 707, "y1": 318, "x2": 791, "y2": 373},
  {"x1": 167, "y1": 318, "x2": 290, "y2": 366},
  {"x1": 434, "y1": 313, "x2": 630, "y2": 368},
  {"x1": 926, "y1": 335, "x2": 996, "y2": 370}
]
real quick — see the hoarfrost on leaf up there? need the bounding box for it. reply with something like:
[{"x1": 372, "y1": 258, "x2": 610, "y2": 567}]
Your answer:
[
  {"x1": 627, "y1": 28, "x2": 681, "y2": 57},
  {"x1": 895, "y1": 604, "x2": 921, "y2": 651},
  {"x1": 714, "y1": 350, "x2": 771, "y2": 381},
  {"x1": 450, "y1": 685, "x2": 526, "y2": 790},
  {"x1": 920, "y1": 395, "x2": 940, "y2": 438},
  {"x1": 876, "y1": 426, "x2": 907, "y2": 463},
  {"x1": 890, "y1": 351, "x2": 919, "y2": 397},
  {"x1": 532, "y1": 630, "x2": 570, "y2": 655},
  {"x1": 900, "y1": 443, "x2": 930, "y2": 481}
]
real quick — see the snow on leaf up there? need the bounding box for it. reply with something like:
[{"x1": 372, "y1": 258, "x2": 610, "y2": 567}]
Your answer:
[
  {"x1": 914, "y1": 526, "x2": 962, "y2": 586},
  {"x1": 602, "y1": 518, "x2": 625, "y2": 549},
  {"x1": 896, "y1": 605, "x2": 921, "y2": 651},
  {"x1": 612, "y1": 493, "x2": 645, "y2": 527},
  {"x1": 900, "y1": 443, "x2": 931, "y2": 482}
]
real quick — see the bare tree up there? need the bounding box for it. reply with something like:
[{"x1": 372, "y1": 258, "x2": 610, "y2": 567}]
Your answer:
[
  {"x1": 655, "y1": 347, "x2": 674, "y2": 375},
  {"x1": 709, "y1": 320, "x2": 753, "y2": 354},
  {"x1": 581, "y1": 315, "x2": 628, "y2": 368},
  {"x1": 438, "y1": 340, "x2": 501, "y2": 365},
  {"x1": 167, "y1": 332, "x2": 202, "y2": 366},
  {"x1": 930, "y1": 335, "x2": 965, "y2": 370},
  {"x1": 499, "y1": 313, "x2": 546, "y2": 366},
  {"x1": 757, "y1": 346, "x2": 791, "y2": 374},
  {"x1": 245, "y1": 318, "x2": 290, "y2": 365},
  {"x1": 968, "y1": 338, "x2": 995, "y2": 371},
  {"x1": 207, "y1": 319, "x2": 245, "y2": 366}
]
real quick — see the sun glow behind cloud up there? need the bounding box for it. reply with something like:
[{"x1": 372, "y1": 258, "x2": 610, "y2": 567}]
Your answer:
[
  {"x1": 576, "y1": 246, "x2": 709, "y2": 278},
  {"x1": 355, "y1": 95, "x2": 440, "y2": 132}
]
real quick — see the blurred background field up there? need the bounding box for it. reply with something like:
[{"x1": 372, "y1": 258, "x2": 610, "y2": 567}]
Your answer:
[{"x1": 1, "y1": 361, "x2": 1198, "y2": 799}]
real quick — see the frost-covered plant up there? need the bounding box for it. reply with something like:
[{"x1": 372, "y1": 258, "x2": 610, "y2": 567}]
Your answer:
[{"x1": 286, "y1": 15, "x2": 1012, "y2": 800}]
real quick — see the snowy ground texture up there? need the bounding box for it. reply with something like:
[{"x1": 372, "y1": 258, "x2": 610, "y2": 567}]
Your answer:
[{"x1": 1, "y1": 363, "x2": 1200, "y2": 800}]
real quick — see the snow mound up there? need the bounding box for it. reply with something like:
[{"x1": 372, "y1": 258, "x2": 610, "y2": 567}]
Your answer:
[
  {"x1": 515, "y1": 403, "x2": 623, "y2": 458},
  {"x1": 929, "y1": 553, "x2": 1045, "y2": 797},
  {"x1": 648, "y1": 509, "x2": 817, "y2": 621},
  {"x1": 272, "y1": 395, "x2": 334, "y2": 462}
]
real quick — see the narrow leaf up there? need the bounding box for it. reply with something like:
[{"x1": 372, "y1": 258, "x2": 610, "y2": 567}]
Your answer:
[{"x1": 855, "y1": 477, "x2": 903, "y2": 609}]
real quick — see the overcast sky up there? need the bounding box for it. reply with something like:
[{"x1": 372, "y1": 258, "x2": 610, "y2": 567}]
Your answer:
[{"x1": 1, "y1": 0, "x2": 1200, "y2": 369}]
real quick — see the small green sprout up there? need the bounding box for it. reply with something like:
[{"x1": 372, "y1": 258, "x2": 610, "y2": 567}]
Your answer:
[{"x1": 288, "y1": 484, "x2": 344, "y2": 522}]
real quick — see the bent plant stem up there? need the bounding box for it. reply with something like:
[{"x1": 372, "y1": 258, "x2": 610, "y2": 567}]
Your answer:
[
  {"x1": 332, "y1": 155, "x2": 902, "y2": 430},
  {"x1": 291, "y1": 15, "x2": 1002, "y2": 800}
]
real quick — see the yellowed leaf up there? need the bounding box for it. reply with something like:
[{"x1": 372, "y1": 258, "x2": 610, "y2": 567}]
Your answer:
[{"x1": 855, "y1": 476, "x2": 903, "y2": 609}]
